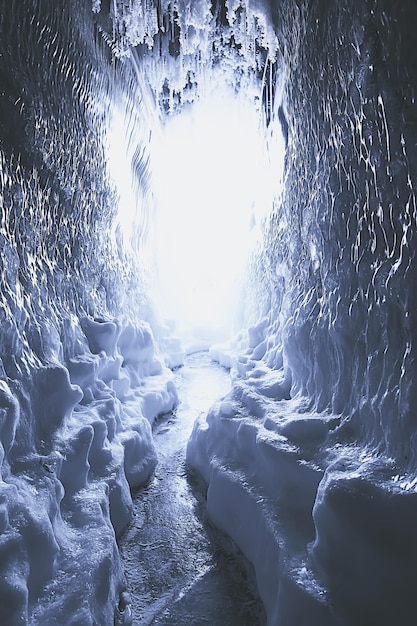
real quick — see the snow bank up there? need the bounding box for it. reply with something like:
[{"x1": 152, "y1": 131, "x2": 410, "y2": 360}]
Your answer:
[
  {"x1": 188, "y1": 314, "x2": 417, "y2": 625},
  {"x1": 0, "y1": 315, "x2": 177, "y2": 625},
  {"x1": 311, "y1": 456, "x2": 417, "y2": 625},
  {"x1": 187, "y1": 326, "x2": 338, "y2": 624}
]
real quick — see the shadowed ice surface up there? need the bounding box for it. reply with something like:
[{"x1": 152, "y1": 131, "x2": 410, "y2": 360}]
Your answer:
[{"x1": 119, "y1": 352, "x2": 265, "y2": 625}]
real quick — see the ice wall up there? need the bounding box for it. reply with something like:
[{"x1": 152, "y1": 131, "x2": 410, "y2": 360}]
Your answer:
[
  {"x1": 0, "y1": 1, "x2": 177, "y2": 623},
  {"x1": 266, "y1": 0, "x2": 417, "y2": 459},
  {"x1": 187, "y1": 1, "x2": 417, "y2": 625}
]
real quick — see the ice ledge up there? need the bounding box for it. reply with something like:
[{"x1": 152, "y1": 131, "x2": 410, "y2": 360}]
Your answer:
[
  {"x1": 187, "y1": 372, "x2": 417, "y2": 625},
  {"x1": 186, "y1": 384, "x2": 338, "y2": 625},
  {"x1": 0, "y1": 315, "x2": 178, "y2": 625}
]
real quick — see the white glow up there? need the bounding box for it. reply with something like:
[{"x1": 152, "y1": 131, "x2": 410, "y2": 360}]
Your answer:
[
  {"x1": 106, "y1": 105, "x2": 137, "y2": 244},
  {"x1": 150, "y1": 83, "x2": 285, "y2": 340},
  {"x1": 105, "y1": 97, "x2": 157, "y2": 265}
]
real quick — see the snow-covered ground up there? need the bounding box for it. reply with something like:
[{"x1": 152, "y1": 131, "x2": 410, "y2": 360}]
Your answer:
[
  {"x1": 188, "y1": 328, "x2": 332, "y2": 625},
  {"x1": 189, "y1": 321, "x2": 417, "y2": 625}
]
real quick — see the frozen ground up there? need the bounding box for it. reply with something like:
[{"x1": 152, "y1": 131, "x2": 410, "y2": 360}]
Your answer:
[{"x1": 119, "y1": 352, "x2": 265, "y2": 625}]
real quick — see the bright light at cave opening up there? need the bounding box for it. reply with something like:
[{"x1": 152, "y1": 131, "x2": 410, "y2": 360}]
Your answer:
[{"x1": 150, "y1": 83, "x2": 285, "y2": 342}]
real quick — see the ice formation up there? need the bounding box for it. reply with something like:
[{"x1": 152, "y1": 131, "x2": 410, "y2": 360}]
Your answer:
[
  {"x1": 0, "y1": 1, "x2": 180, "y2": 623},
  {"x1": 189, "y1": 2, "x2": 417, "y2": 625},
  {"x1": 0, "y1": 0, "x2": 416, "y2": 624}
]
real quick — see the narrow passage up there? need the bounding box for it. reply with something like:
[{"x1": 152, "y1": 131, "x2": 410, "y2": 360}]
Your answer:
[{"x1": 119, "y1": 352, "x2": 265, "y2": 625}]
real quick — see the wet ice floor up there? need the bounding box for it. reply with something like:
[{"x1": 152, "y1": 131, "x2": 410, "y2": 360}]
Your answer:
[{"x1": 119, "y1": 352, "x2": 265, "y2": 625}]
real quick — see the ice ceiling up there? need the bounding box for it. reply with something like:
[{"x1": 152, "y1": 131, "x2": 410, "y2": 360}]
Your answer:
[{"x1": 0, "y1": 0, "x2": 417, "y2": 624}]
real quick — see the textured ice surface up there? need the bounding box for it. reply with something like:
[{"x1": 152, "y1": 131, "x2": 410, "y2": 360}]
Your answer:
[
  {"x1": 1, "y1": 0, "x2": 417, "y2": 624},
  {"x1": 0, "y1": 314, "x2": 177, "y2": 624},
  {"x1": 188, "y1": 339, "x2": 334, "y2": 624},
  {"x1": 188, "y1": 2, "x2": 417, "y2": 623},
  {"x1": 120, "y1": 353, "x2": 265, "y2": 625},
  {"x1": 0, "y1": 1, "x2": 178, "y2": 622}
]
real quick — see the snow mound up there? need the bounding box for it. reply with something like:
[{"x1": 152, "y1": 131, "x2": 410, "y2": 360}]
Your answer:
[
  {"x1": 0, "y1": 315, "x2": 177, "y2": 625},
  {"x1": 188, "y1": 329, "x2": 336, "y2": 624},
  {"x1": 189, "y1": 325, "x2": 417, "y2": 625}
]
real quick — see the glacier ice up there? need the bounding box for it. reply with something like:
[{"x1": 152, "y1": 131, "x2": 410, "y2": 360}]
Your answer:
[{"x1": 0, "y1": 0, "x2": 417, "y2": 624}]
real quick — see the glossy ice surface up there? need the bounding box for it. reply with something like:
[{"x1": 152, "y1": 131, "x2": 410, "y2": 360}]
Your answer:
[{"x1": 120, "y1": 352, "x2": 265, "y2": 625}]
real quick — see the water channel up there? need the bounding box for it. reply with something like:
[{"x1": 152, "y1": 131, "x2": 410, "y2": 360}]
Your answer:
[{"x1": 119, "y1": 352, "x2": 265, "y2": 625}]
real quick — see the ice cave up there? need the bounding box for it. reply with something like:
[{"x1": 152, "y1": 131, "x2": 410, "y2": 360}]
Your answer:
[{"x1": 0, "y1": 0, "x2": 416, "y2": 624}]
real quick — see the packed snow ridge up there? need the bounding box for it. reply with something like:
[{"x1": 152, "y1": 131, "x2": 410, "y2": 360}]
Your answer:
[
  {"x1": 189, "y1": 323, "x2": 417, "y2": 625},
  {"x1": 0, "y1": 315, "x2": 177, "y2": 624}
]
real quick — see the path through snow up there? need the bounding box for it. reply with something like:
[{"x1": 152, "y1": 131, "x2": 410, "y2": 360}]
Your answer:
[{"x1": 119, "y1": 352, "x2": 265, "y2": 625}]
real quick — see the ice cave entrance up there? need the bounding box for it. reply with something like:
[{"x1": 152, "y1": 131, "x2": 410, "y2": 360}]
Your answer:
[{"x1": 149, "y1": 82, "x2": 285, "y2": 343}]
